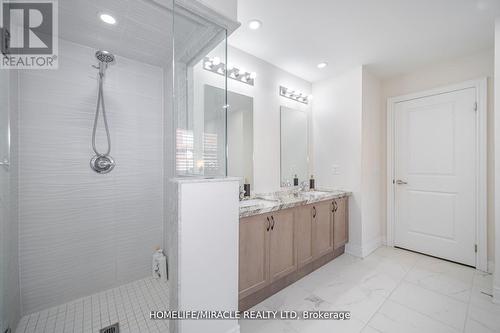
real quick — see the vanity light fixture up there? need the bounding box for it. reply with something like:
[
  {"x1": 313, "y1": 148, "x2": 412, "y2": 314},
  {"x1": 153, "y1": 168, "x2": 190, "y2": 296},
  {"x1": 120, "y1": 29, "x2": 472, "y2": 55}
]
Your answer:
[
  {"x1": 203, "y1": 56, "x2": 255, "y2": 86},
  {"x1": 279, "y1": 86, "x2": 310, "y2": 104}
]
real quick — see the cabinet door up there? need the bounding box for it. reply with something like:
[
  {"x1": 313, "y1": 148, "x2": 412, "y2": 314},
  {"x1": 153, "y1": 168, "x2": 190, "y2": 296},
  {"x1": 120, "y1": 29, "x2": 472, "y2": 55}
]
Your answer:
[
  {"x1": 295, "y1": 205, "x2": 314, "y2": 268},
  {"x1": 239, "y1": 214, "x2": 270, "y2": 298},
  {"x1": 333, "y1": 197, "x2": 348, "y2": 249},
  {"x1": 312, "y1": 201, "x2": 333, "y2": 258},
  {"x1": 269, "y1": 209, "x2": 296, "y2": 282}
]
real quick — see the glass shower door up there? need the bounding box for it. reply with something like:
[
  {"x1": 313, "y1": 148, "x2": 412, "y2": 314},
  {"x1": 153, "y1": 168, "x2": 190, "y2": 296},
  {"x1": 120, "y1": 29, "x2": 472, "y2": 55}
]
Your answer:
[{"x1": 0, "y1": 65, "x2": 10, "y2": 333}]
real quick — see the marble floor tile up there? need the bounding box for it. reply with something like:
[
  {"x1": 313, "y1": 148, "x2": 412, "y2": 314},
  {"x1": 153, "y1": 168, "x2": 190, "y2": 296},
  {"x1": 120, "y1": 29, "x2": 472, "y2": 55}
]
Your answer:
[
  {"x1": 467, "y1": 304, "x2": 500, "y2": 332},
  {"x1": 239, "y1": 319, "x2": 298, "y2": 333},
  {"x1": 287, "y1": 316, "x2": 366, "y2": 333},
  {"x1": 367, "y1": 300, "x2": 459, "y2": 333},
  {"x1": 389, "y1": 281, "x2": 468, "y2": 330},
  {"x1": 404, "y1": 255, "x2": 474, "y2": 302}
]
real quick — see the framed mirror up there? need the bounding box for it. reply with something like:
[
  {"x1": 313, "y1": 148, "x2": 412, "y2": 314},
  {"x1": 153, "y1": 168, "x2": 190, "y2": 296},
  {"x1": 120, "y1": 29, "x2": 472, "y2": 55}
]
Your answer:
[{"x1": 280, "y1": 106, "x2": 308, "y2": 186}]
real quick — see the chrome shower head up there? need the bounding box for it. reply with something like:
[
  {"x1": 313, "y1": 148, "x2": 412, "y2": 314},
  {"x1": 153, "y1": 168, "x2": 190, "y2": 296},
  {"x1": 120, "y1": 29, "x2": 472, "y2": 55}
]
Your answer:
[{"x1": 95, "y1": 50, "x2": 115, "y2": 64}]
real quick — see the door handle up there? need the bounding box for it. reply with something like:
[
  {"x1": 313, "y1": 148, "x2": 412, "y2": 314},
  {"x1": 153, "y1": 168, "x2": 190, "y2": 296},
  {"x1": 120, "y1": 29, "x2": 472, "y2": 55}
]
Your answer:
[
  {"x1": 271, "y1": 216, "x2": 275, "y2": 231},
  {"x1": 266, "y1": 217, "x2": 270, "y2": 231},
  {"x1": 395, "y1": 179, "x2": 408, "y2": 185},
  {"x1": 312, "y1": 206, "x2": 316, "y2": 218}
]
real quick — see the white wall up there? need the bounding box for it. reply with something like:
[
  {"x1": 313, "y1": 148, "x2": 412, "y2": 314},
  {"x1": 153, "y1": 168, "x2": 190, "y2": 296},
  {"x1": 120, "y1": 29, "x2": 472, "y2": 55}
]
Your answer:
[
  {"x1": 194, "y1": 45, "x2": 312, "y2": 193},
  {"x1": 382, "y1": 49, "x2": 495, "y2": 263},
  {"x1": 312, "y1": 67, "x2": 364, "y2": 253},
  {"x1": 494, "y1": 19, "x2": 500, "y2": 302},
  {"x1": 361, "y1": 69, "x2": 384, "y2": 254},
  {"x1": 18, "y1": 40, "x2": 165, "y2": 314}
]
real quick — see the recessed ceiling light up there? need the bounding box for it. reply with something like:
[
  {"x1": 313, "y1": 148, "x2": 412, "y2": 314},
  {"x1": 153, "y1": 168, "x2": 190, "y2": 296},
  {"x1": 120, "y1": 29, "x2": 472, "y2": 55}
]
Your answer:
[
  {"x1": 100, "y1": 13, "x2": 117, "y2": 25},
  {"x1": 248, "y1": 20, "x2": 262, "y2": 30},
  {"x1": 317, "y1": 62, "x2": 328, "y2": 69}
]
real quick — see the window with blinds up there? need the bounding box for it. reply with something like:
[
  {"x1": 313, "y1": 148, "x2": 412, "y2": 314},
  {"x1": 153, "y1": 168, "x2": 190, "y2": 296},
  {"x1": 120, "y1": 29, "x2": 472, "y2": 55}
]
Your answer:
[{"x1": 176, "y1": 128, "x2": 194, "y2": 174}]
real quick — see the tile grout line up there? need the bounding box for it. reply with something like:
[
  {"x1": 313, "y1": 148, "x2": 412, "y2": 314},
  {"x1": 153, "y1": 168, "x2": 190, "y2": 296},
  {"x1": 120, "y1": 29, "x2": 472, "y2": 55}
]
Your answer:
[{"x1": 359, "y1": 251, "x2": 420, "y2": 331}]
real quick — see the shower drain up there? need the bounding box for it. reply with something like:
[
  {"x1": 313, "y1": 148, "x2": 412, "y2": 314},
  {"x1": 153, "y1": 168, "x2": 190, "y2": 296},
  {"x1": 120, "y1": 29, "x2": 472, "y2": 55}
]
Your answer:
[{"x1": 100, "y1": 322, "x2": 119, "y2": 333}]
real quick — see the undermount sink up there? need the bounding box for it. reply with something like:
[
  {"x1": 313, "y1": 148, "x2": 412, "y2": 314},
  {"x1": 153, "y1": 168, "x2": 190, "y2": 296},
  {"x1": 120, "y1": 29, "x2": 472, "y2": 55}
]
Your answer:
[{"x1": 239, "y1": 198, "x2": 277, "y2": 208}]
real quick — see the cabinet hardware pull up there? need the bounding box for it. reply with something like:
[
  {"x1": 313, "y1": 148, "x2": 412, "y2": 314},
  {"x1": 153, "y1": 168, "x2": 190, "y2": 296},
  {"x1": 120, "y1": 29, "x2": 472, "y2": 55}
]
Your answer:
[
  {"x1": 266, "y1": 217, "x2": 270, "y2": 231},
  {"x1": 331, "y1": 202, "x2": 334, "y2": 213},
  {"x1": 271, "y1": 216, "x2": 275, "y2": 230},
  {"x1": 312, "y1": 206, "x2": 316, "y2": 218},
  {"x1": 334, "y1": 201, "x2": 338, "y2": 212}
]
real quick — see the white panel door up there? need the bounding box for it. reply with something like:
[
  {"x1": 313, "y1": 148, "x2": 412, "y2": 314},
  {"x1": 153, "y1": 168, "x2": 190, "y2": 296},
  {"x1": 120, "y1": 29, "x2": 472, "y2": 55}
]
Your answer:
[{"x1": 394, "y1": 88, "x2": 476, "y2": 266}]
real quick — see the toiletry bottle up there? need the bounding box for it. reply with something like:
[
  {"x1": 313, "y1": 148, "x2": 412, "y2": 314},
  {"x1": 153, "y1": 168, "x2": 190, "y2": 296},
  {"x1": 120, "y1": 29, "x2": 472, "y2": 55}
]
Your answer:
[
  {"x1": 244, "y1": 178, "x2": 251, "y2": 197},
  {"x1": 309, "y1": 175, "x2": 315, "y2": 190},
  {"x1": 152, "y1": 247, "x2": 163, "y2": 279},
  {"x1": 293, "y1": 174, "x2": 299, "y2": 186}
]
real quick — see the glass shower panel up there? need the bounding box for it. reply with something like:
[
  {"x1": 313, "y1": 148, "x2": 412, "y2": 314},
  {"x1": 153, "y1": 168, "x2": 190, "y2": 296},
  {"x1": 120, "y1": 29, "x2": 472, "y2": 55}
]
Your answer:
[
  {"x1": 0, "y1": 61, "x2": 9, "y2": 333},
  {"x1": 172, "y1": 4, "x2": 227, "y2": 177},
  {"x1": 9, "y1": 0, "x2": 174, "y2": 325}
]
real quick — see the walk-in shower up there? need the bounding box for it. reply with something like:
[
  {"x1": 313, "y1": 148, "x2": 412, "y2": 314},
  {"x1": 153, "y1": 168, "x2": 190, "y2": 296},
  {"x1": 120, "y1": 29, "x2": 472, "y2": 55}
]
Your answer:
[
  {"x1": 90, "y1": 50, "x2": 116, "y2": 174},
  {"x1": 0, "y1": 0, "x2": 235, "y2": 331}
]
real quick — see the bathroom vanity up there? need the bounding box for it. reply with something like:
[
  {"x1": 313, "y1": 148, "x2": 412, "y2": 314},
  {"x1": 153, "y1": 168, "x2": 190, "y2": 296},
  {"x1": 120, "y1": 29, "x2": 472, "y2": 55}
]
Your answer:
[{"x1": 238, "y1": 190, "x2": 350, "y2": 310}]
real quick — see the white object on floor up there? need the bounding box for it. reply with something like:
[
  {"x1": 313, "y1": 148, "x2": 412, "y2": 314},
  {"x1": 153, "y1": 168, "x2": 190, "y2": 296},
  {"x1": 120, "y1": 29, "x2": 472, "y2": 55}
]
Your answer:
[
  {"x1": 152, "y1": 248, "x2": 167, "y2": 283},
  {"x1": 393, "y1": 87, "x2": 477, "y2": 266},
  {"x1": 15, "y1": 277, "x2": 169, "y2": 333}
]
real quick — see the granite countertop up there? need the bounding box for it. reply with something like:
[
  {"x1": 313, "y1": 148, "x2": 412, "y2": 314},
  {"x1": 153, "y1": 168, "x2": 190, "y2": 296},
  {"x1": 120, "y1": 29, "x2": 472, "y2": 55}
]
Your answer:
[{"x1": 239, "y1": 188, "x2": 352, "y2": 218}]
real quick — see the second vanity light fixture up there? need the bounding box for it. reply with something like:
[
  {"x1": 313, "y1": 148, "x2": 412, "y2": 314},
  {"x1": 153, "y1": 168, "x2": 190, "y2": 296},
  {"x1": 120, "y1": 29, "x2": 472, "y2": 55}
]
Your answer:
[
  {"x1": 279, "y1": 86, "x2": 310, "y2": 104},
  {"x1": 203, "y1": 57, "x2": 256, "y2": 86}
]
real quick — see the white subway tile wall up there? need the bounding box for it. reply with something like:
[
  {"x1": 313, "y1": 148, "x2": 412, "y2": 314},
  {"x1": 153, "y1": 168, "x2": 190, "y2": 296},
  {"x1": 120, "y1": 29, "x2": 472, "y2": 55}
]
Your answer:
[{"x1": 18, "y1": 40, "x2": 165, "y2": 314}]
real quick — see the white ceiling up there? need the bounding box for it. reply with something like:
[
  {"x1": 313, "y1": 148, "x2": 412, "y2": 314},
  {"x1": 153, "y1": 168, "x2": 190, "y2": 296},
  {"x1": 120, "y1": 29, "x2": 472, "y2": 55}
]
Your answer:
[
  {"x1": 59, "y1": 0, "x2": 224, "y2": 68},
  {"x1": 229, "y1": 0, "x2": 500, "y2": 82}
]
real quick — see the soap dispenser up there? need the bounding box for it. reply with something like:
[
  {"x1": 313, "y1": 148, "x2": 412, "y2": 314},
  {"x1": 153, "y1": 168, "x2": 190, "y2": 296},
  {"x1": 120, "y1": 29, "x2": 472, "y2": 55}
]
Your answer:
[
  {"x1": 309, "y1": 175, "x2": 315, "y2": 190},
  {"x1": 244, "y1": 178, "x2": 251, "y2": 197},
  {"x1": 293, "y1": 174, "x2": 299, "y2": 186}
]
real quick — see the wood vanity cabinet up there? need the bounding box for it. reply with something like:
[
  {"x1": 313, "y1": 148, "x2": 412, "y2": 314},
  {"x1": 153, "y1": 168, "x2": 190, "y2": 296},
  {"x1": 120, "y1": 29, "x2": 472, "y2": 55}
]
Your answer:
[
  {"x1": 312, "y1": 201, "x2": 333, "y2": 258},
  {"x1": 295, "y1": 205, "x2": 314, "y2": 268},
  {"x1": 239, "y1": 196, "x2": 349, "y2": 309},
  {"x1": 239, "y1": 209, "x2": 296, "y2": 299},
  {"x1": 239, "y1": 213, "x2": 270, "y2": 298},
  {"x1": 333, "y1": 197, "x2": 348, "y2": 249},
  {"x1": 269, "y1": 209, "x2": 296, "y2": 282}
]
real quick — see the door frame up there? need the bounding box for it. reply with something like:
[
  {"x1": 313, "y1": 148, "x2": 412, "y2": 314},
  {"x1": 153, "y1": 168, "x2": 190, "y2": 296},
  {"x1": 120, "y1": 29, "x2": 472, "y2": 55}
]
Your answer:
[{"x1": 386, "y1": 78, "x2": 488, "y2": 271}]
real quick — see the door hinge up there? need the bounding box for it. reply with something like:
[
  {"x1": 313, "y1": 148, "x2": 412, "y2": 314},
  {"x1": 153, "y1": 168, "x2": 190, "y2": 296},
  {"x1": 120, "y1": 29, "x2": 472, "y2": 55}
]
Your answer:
[
  {"x1": 475, "y1": 244, "x2": 478, "y2": 253},
  {"x1": 474, "y1": 102, "x2": 478, "y2": 112}
]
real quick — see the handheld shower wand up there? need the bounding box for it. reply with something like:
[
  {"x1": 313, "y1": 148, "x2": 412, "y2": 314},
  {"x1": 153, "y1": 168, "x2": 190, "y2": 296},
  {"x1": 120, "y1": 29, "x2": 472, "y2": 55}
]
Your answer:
[{"x1": 90, "y1": 50, "x2": 116, "y2": 174}]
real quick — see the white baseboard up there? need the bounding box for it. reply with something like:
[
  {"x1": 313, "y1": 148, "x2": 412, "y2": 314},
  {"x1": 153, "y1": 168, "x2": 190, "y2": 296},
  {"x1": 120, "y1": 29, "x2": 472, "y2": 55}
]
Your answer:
[
  {"x1": 361, "y1": 237, "x2": 383, "y2": 257},
  {"x1": 493, "y1": 286, "x2": 500, "y2": 304},
  {"x1": 488, "y1": 260, "x2": 495, "y2": 274},
  {"x1": 345, "y1": 237, "x2": 383, "y2": 258},
  {"x1": 345, "y1": 243, "x2": 363, "y2": 257}
]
